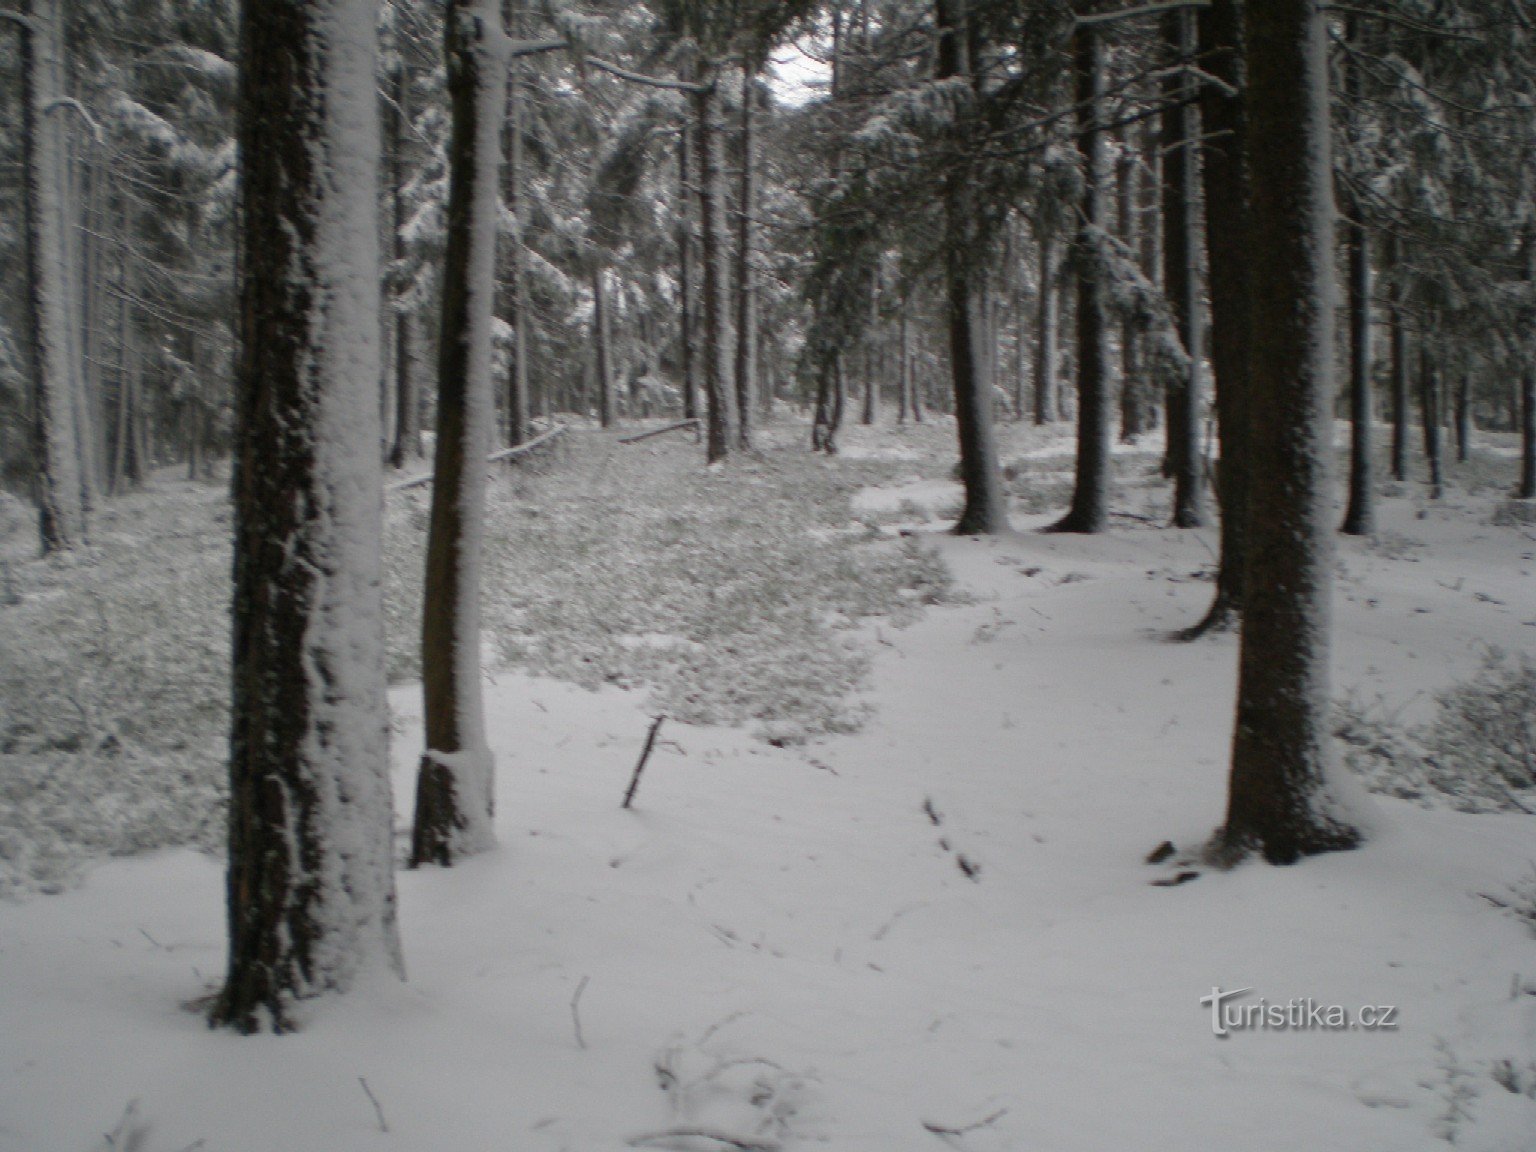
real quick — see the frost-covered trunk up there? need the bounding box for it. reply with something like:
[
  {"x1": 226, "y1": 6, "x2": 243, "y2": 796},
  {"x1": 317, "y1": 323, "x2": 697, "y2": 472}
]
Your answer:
[
  {"x1": 412, "y1": 0, "x2": 505, "y2": 867},
  {"x1": 733, "y1": 68, "x2": 756, "y2": 450},
  {"x1": 1188, "y1": 0, "x2": 1254, "y2": 636},
  {"x1": 1162, "y1": 8, "x2": 1204, "y2": 528},
  {"x1": 212, "y1": 0, "x2": 403, "y2": 1033},
  {"x1": 21, "y1": 0, "x2": 86, "y2": 553},
  {"x1": 1050, "y1": 24, "x2": 1111, "y2": 535},
  {"x1": 1034, "y1": 229, "x2": 1058, "y2": 425},
  {"x1": 387, "y1": 56, "x2": 421, "y2": 469},
  {"x1": 693, "y1": 82, "x2": 733, "y2": 463},
  {"x1": 502, "y1": 22, "x2": 530, "y2": 444},
  {"x1": 676, "y1": 124, "x2": 698, "y2": 423},
  {"x1": 1214, "y1": 0, "x2": 1365, "y2": 865}
]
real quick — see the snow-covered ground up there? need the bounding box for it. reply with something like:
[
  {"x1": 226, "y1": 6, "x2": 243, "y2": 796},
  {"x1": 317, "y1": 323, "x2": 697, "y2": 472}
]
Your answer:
[{"x1": 2, "y1": 421, "x2": 1533, "y2": 1151}]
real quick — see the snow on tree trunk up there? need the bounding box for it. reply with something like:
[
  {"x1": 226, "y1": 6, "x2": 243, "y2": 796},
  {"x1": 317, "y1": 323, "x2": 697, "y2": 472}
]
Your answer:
[
  {"x1": 21, "y1": 0, "x2": 86, "y2": 553},
  {"x1": 211, "y1": 0, "x2": 404, "y2": 1033},
  {"x1": 1049, "y1": 24, "x2": 1111, "y2": 535},
  {"x1": 1214, "y1": 0, "x2": 1367, "y2": 865},
  {"x1": 412, "y1": 0, "x2": 506, "y2": 867},
  {"x1": 694, "y1": 82, "x2": 733, "y2": 463}
]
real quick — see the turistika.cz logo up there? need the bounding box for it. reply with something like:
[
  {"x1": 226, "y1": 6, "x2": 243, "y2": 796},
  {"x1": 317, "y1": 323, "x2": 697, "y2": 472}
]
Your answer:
[{"x1": 1199, "y1": 986, "x2": 1399, "y2": 1038}]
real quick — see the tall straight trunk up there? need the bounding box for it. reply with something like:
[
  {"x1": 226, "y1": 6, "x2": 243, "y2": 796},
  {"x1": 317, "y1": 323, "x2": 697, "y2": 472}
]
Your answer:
[
  {"x1": 1520, "y1": 228, "x2": 1535, "y2": 498},
  {"x1": 592, "y1": 267, "x2": 613, "y2": 427},
  {"x1": 110, "y1": 189, "x2": 144, "y2": 493},
  {"x1": 1339, "y1": 17, "x2": 1373, "y2": 536},
  {"x1": 1387, "y1": 236, "x2": 1409, "y2": 481},
  {"x1": 1454, "y1": 374, "x2": 1470, "y2": 463},
  {"x1": 936, "y1": 0, "x2": 1007, "y2": 534},
  {"x1": 897, "y1": 310, "x2": 912, "y2": 423},
  {"x1": 504, "y1": 40, "x2": 530, "y2": 444},
  {"x1": 1185, "y1": 0, "x2": 1254, "y2": 636},
  {"x1": 693, "y1": 83, "x2": 732, "y2": 462},
  {"x1": 1050, "y1": 24, "x2": 1111, "y2": 534},
  {"x1": 733, "y1": 67, "x2": 757, "y2": 449},
  {"x1": 1421, "y1": 339, "x2": 1443, "y2": 500},
  {"x1": 388, "y1": 58, "x2": 420, "y2": 468},
  {"x1": 861, "y1": 272, "x2": 879, "y2": 425},
  {"x1": 212, "y1": 0, "x2": 403, "y2": 1032},
  {"x1": 677, "y1": 123, "x2": 698, "y2": 421},
  {"x1": 1214, "y1": 0, "x2": 1365, "y2": 865},
  {"x1": 1163, "y1": 8, "x2": 1204, "y2": 526},
  {"x1": 1034, "y1": 228, "x2": 1058, "y2": 424},
  {"x1": 21, "y1": 0, "x2": 85, "y2": 552},
  {"x1": 412, "y1": 0, "x2": 505, "y2": 867},
  {"x1": 1339, "y1": 190, "x2": 1374, "y2": 533},
  {"x1": 1117, "y1": 132, "x2": 1145, "y2": 441}
]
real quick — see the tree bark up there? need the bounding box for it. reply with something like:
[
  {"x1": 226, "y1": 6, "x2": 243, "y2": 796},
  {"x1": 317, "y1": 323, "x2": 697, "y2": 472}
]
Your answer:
[
  {"x1": 503, "y1": 28, "x2": 531, "y2": 445},
  {"x1": 1162, "y1": 7, "x2": 1204, "y2": 527},
  {"x1": 1519, "y1": 228, "x2": 1535, "y2": 498},
  {"x1": 1339, "y1": 188, "x2": 1374, "y2": 534},
  {"x1": 936, "y1": 0, "x2": 1007, "y2": 534},
  {"x1": 1421, "y1": 338, "x2": 1443, "y2": 500},
  {"x1": 733, "y1": 67, "x2": 757, "y2": 449},
  {"x1": 1034, "y1": 228, "x2": 1058, "y2": 425},
  {"x1": 593, "y1": 267, "x2": 613, "y2": 427},
  {"x1": 412, "y1": 0, "x2": 504, "y2": 868},
  {"x1": 693, "y1": 82, "x2": 733, "y2": 463},
  {"x1": 1213, "y1": 0, "x2": 1365, "y2": 865},
  {"x1": 20, "y1": 0, "x2": 86, "y2": 552},
  {"x1": 677, "y1": 122, "x2": 698, "y2": 422},
  {"x1": 212, "y1": 0, "x2": 403, "y2": 1032},
  {"x1": 1387, "y1": 236, "x2": 1409, "y2": 482},
  {"x1": 1117, "y1": 132, "x2": 1145, "y2": 442},
  {"x1": 1049, "y1": 24, "x2": 1111, "y2": 534}
]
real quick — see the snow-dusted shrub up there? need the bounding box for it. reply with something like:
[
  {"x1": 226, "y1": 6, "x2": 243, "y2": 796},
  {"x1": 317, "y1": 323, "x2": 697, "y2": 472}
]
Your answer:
[
  {"x1": 0, "y1": 483, "x2": 230, "y2": 895},
  {"x1": 1335, "y1": 651, "x2": 1536, "y2": 813},
  {"x1": 385, "y1": 434, "x2": 954, "y2": 739}
]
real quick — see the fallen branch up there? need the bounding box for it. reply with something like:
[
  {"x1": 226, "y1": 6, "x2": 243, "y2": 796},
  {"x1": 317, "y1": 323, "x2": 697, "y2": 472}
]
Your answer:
[
  {"x1": 388, "y1": 423, "x2": 567, "y2": 492},
  {"x1": 628, "y1": 1130, "x2": 779, "y2": 1152},
  {"x1": 571, "y1": 975, "x2": 590, "y2": 1050},
  {"x1": 617, "y1": 419, "x2": 701, "y2": 445},
  {"x1": 922, "y1": 1107, "x2": 1008, "y2": 1139},
  {"x1": 621, "y1": 715, "x2": 666, "y2": 809},
  {"x1": 358, "y1": 1077, "x2": 389, "y2": 1133}
]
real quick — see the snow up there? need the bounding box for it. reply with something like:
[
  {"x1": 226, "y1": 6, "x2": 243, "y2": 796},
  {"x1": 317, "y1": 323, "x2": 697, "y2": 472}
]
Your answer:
[{"x1": 2, "y1": 423, "x2": 1534, "y2": 1149}]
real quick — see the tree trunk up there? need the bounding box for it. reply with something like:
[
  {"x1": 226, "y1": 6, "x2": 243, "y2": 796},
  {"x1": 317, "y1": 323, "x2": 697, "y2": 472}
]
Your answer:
[
  {"x1": 734, "y1": 67, "x2": 757, "y2": 449},
  {"x1": 677, "y1": 123, "x2": 698, "y2": 422},
  {"x1": 412, "y1": 0, "x2": 504, "y2": 868},
  {"x1": 1214, "y1": 0, "x2": 1365, "y2": 865},
  {"x1": 936, "y1": 0, "x2": 1007, "y2": 534},
  {"x1": 1454, "y1": 374, "x2": 1470, "y2": 464},
  {"x1": 1387, "y1": 236, "x2": 1409, "y2": 482},
  {"x1": 1339, "y1": 188, "x2": 1374, "y2": 534},
  {"x1": 593, "y1": 267, "x2": 613, "y2": 427},
  {"x1": 1117, "y1": 132, "x2": 1145, "y2": 442},
  {"x1": 1034, "y1": 228, "x2": 1058, "y2": 425},
  {"x1": 212, "y1": 0, "x2": 403, "y2": 1033},
  {"x1": 387, "y1": 56, "x2": 421, "y2": 469},
  {"x1": 1163, "y1": 7, "x2": 1204, "y2": 527},
  {"x1": 1421, "y1": 339, "x2": 1443, "y2": 500},
  {"x1": 504, "y1": 36, "x2": 530, "y2": 445},
  {"x1": 1049, "y1": 24, "x2": 1111, "y2": 534},
  {"x1": 21, "y1": 0, "x2": 85, "y2": 552},
  {"x1": 1519, "y1": 228, "x2": 1535, "y2": 497},
  {"x1": 693, "y1": 83, "x2": 732, "y2": 463}
]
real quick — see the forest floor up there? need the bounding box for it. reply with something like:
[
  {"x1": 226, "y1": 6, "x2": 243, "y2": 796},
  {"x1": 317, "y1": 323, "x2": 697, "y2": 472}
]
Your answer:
[{"x1": 1, "y1": 416, "x2": 1534, "y2": 1151}]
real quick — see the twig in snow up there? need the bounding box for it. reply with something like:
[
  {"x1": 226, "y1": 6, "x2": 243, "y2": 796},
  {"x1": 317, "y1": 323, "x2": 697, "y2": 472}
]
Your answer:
[
  {"x1": 628, "y1": 1129, "x2": 779, "y2": 1151},
  {"x1": 622, "y1": 715, "x2": 666, "y2": 809},
  {"x1": 617, "y1": 419, "x2": 702, "y2": 444},
  {"x1": 921, "y1": 1107, "x2": 1009, "y2": 1138},
  {"x1": 358, "y1": 1077, "x2": 389, "y2": 1133},
  {"x1": 571, "y1": 975, "x2": 590, "y2": 1049}
]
